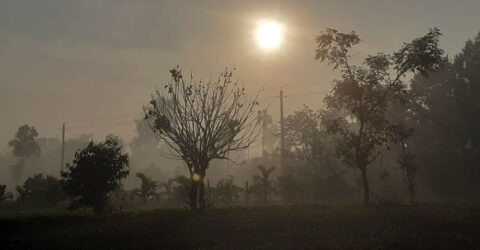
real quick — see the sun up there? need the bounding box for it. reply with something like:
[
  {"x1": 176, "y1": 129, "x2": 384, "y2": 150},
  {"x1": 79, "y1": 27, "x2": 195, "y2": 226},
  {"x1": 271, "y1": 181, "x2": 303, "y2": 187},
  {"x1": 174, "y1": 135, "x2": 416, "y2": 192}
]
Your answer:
[{"x1": 256, "y1": 21, "x2": 283, "y2": 50}]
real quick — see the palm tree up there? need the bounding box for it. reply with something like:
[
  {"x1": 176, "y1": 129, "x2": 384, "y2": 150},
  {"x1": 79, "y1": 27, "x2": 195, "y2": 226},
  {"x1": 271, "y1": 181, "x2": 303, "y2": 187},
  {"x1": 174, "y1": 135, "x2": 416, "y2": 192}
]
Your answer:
[
  {"x1": 253, "y1": 165, "x2": 275, "y2": 202},
  {"x1": 134, "y1": 172, "x2": 159, "y2": 202}
]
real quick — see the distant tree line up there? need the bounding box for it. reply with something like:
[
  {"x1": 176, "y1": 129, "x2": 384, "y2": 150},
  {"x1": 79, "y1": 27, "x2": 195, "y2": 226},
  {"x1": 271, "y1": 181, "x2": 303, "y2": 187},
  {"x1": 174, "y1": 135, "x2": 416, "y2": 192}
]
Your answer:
[{"x1": 1, "y1": 28, "x2": 480, "y2": 213}]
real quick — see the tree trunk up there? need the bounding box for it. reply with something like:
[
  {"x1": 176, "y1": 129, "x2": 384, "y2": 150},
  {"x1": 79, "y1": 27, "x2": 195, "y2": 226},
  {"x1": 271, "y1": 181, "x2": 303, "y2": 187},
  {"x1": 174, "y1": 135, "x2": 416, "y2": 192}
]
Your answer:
[
  {"x1": 409, "y1": 182, "x2": 415, "y2": 204},
  {"x1": 199, "y1": 177, "x2": 206, "y2": 210},
  {"x1": 361, "y1": 168, "x2": 370, "y2": 204}
]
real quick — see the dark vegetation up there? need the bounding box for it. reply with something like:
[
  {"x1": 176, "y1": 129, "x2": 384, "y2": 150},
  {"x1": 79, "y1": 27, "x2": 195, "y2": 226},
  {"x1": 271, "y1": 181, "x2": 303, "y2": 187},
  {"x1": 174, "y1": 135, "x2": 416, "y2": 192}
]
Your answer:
[
  {"x1": 1, "y1": 27, "x2": 480, "y2": 248},
  {"x1": 1, "y1": 204, "x2": 480, "y2": 249}
]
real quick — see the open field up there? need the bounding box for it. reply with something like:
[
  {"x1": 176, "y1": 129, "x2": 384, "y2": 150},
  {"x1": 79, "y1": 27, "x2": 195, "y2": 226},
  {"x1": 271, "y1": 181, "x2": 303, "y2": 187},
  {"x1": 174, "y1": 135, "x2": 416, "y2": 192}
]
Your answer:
[{"x1": 1, "y1": 204, "x2": 480, "y2": 249}]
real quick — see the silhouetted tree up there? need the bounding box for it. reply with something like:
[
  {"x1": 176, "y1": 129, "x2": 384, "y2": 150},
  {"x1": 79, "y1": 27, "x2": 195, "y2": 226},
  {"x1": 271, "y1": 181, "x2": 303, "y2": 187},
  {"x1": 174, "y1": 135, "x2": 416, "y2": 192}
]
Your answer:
[
  {"x1": 285, "y1": 106, "x2": 346, "y2": 184},
  {"x1": 61, "y1": 136, "x2": 129, "y2": 214},
  {"x1": 409, "y1": 31, "x2": 480, "y2": 199},
  {"x1": 134, "y1": 172, "x2": 159, "y2": 202},
  {"x1": 0, "y1": 185, "x2": 13, "y2": 202},
  {"x1": 315, "y1": 28, "x2": 444, "y2": 204},
  {"x1": 280, "y1": 106, "x2": 351, "y2": 202},
  {"x1": 16, "y1": 174, "x2": 66, "y2": 208},
  {"x1": 8, "y1": 125, "x2": 41, "y2": 185},
  {"x1": 252, "y1": 165, "x2": 275, "y2": 202},
  {"x1": 144, "y1": 66, "x2": 259, "y2": 210}
]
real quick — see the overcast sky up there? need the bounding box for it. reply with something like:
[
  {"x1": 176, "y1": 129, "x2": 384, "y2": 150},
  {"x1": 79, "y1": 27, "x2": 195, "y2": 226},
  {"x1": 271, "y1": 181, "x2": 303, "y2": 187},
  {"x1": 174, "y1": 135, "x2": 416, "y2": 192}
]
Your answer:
[{"x1": 1, "y1": 0, "x2": 479, "y2": 152}]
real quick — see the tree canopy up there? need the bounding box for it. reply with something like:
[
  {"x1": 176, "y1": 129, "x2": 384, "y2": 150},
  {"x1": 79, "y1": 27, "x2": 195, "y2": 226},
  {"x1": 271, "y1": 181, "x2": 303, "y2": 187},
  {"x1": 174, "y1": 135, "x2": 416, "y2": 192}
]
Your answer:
[
  {"x1": 61, "y1": 136, "x2": 129, "y2": 214},
  {"x1": 315, "y1": 28, "x2": 444, "y2": 203}
]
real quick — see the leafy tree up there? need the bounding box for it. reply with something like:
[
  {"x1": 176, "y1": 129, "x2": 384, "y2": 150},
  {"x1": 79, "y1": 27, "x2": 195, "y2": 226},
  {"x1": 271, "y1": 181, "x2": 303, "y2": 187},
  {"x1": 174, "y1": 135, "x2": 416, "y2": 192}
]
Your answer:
[
  {"x1": 315, "y1": 28, "x2": 443, "y2": 203},
  {"x1": 8, "y1": 124, "x2": 41, "y2": 184},
  {"x1": 284, "y1": 106, "x2": 346, "y2": 184},
  {"x1": 134, "y1": 172, "x2": 159, "y2": 202},
  {"x1": 252, "y1": 165, "x2": 275, "y2": 202},
  {"x1": 0, "y1": 185, "x2": 13, "y2": 202},
  {"x1": 16, "y1": 174, "x2": 66, "y2": 208},
  {"x1": 409, "y1": 31, "x2": 480, "y2": 199},
  {"x1": 61, "y1": 136, "x2": 129, "y2": 214},
  {"x1": 144, "y1": 66, "x2": 259, "y2": 210},
  {"x1": 281, "y1": 105, "x2": 350, "y2": 202}
]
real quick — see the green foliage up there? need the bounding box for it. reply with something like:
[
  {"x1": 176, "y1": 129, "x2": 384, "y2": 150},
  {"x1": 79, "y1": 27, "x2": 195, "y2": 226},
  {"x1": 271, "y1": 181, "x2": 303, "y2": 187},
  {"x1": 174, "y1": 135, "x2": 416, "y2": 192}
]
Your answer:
[
  {"x1": 61, "y1": 136, "x2": 129, "y2": 214},
  {"x1": 16, "y1": 174, "x2": 66, "y2": 208}
]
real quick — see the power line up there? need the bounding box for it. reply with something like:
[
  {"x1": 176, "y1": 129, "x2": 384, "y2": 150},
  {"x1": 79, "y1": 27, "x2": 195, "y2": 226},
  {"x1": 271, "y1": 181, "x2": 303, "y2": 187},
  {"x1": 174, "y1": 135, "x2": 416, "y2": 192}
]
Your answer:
[
  {"x1": 260, "y1": 81, "x2": 333, "y2": 92},
  {"x1": 65, "y1": 112, "x2": 143, "y2": 124}
]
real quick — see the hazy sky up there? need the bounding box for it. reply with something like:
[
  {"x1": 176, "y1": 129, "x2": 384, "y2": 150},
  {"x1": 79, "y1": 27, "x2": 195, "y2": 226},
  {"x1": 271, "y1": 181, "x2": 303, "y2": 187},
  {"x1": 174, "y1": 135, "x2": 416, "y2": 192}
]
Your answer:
[{"x1": 1, "y1": 0, "x2": 479, "y2": 152}]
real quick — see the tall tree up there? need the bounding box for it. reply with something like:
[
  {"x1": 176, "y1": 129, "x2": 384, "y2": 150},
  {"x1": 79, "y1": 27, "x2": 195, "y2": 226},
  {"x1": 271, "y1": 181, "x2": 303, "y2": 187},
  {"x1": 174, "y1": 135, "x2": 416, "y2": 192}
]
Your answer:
[
  {"x1": 409, "y1": 31, "x2": 480, "y2": 199},
  {"x1": 8, "y1": 124, "x2": 41, "y2": 185},
  {"x1": 61, "y1": 136, "x2": 129, "y2": 214},
  {"x1": 315, "y1": 28, "x2": 443, "y2": 203},
  {"x1": 144, "y1": 66, "x2": 259, "y2": 210}
]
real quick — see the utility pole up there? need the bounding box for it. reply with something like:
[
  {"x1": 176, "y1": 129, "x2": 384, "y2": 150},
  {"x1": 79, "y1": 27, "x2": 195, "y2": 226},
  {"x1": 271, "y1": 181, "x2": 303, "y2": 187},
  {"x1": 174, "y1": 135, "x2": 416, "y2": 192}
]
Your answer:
[
  {"x1": 61, "y1": 123, "x2": 65, "y2": 172},
  {"x1": 279, "y1": 90, "x2": 285, "y2": 173}
]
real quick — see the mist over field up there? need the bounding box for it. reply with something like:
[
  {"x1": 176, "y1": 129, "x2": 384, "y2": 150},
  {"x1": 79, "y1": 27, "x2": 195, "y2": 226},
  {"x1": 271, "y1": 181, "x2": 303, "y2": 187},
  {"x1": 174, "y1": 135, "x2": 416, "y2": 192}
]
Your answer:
[{"x1": 1, "y1": 1, "x2": 480, "y2": 249}]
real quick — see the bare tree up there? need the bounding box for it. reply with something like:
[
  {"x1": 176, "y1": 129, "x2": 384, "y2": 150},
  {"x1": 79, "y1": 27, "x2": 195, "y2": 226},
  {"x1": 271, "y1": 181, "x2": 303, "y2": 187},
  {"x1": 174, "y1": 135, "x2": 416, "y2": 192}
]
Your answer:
[
  {"x1": 144, "y1": 66, "x2": 259, "y2": 210},
  {"x1": 315, "y1": 28, "x2": 443, "y2": 204}
]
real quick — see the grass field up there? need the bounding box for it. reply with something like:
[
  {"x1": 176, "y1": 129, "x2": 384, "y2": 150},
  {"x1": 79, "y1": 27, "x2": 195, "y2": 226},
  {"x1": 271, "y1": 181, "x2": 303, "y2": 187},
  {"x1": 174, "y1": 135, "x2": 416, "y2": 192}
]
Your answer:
[{"x1": 1, "y1": 204, "x2": 480, "y2": 249}]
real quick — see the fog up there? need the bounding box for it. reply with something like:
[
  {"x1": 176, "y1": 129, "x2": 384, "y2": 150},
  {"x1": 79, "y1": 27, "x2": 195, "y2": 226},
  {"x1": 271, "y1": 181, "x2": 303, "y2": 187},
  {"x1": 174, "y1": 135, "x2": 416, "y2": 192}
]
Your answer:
[
  {"x1": 1, "y1": 0, "x2": 480, "y2": 150},
  {"x1": 1, "y1": 0, "x2": 480, "y2": 205}
]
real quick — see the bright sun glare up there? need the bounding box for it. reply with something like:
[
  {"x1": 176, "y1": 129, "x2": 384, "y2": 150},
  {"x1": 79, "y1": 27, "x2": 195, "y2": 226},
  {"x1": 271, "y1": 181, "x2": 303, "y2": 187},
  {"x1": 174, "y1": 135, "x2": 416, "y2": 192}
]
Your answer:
[{"x1": 257, "y1": 21, "x2": 283, "y2": 50}]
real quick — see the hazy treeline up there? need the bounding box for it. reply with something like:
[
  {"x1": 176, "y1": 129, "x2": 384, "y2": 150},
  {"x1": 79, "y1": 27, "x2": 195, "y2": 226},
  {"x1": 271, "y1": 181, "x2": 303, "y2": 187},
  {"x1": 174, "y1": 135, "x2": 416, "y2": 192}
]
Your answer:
[{"x1": 1, "y1": 30, "x2": 480, "y2": 212}]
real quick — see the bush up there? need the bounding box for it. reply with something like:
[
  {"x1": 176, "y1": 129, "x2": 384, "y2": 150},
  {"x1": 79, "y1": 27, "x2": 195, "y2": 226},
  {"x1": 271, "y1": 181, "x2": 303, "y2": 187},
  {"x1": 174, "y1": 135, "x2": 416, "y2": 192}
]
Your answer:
[
  {"x1": 16, "y1": 174, "x2": 66, "y2": 208},
  {"x1": 61, "y1": 136, "x2": 129, "y2": 214}
]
